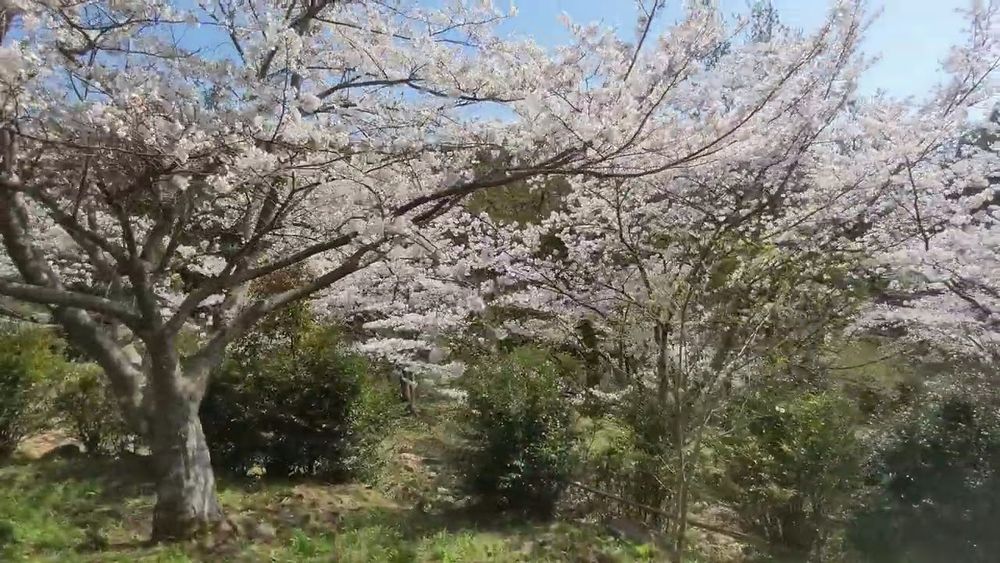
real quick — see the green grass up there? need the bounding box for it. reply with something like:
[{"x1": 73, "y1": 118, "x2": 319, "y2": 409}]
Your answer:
[
  {"x1": 0, "y1": 397, "x2": 665, "y2": 562},
  {"x1": 0, "y1": 457, "x2": 661, "y2": 562}
]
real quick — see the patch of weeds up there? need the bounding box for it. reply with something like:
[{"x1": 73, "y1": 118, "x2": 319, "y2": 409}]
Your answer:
[
  {"x1": 415, "y1": 530, "x2": 516, "y2": 562},
  {"x1": 288, "y1": 528, "x2": 334, "y2": 559},
  {"x1": 331, "y1": 522, "x2": 410, "y2": 563}
]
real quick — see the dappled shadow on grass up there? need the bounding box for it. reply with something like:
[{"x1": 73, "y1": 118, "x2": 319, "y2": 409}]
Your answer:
[
  {"x1": 4, "y1": 453, "x2": 156, "y2": 495},
  {"x1": 5, "y1": 455, "x2": 158, "y2": 531},
  {"x1": 278, "y1": 501, "x2": 655, "y2": 562},
  {"x1": 1, "y1": 393, "x2": 657, "y2": 562},
  {"x1": 0, "y1": 455, "x2": 159, "y2": 561},
  {"x1": 0, "y1": 454, "x2": 646, "y2": 561}
]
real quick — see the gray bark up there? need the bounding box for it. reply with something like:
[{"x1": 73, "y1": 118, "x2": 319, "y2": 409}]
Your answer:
[{"x1": 149, "y1": 394, "x2": 223, "y2": 540}]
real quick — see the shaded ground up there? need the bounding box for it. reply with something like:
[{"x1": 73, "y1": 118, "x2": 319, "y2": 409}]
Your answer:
[
  {"x1": 0, "y1": 399, "x2": 670, "y2": 562},
  {"x1": 15, "y1": 429, "x2": 82, "y2": 460}
]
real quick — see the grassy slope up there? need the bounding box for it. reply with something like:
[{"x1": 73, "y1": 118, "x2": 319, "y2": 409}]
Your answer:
[{"x1": 0, "y1": 399, "x2": 667, "y2": 562}]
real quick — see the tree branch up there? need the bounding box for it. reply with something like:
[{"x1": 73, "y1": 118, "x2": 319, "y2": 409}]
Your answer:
[
  {"x1": 182, "y1": 241, "x2": 381, "y2": 386},
  {"x1": 0, "y1": 279, "x2": 142, "y2": 324}
]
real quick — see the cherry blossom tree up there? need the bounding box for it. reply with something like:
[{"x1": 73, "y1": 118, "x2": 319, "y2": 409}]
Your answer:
[
  {"x1": 0, "y1": 0, "x2": 573, "y2": 539},
  {"x1": 0, "y1": 0, "x2": 745, "y2": 540},
  {"x1": 861, "y1": 104, "x2": 1000, "y2": 359},
  {"x1": 850, "y1": 0, "x2": 999, "y2": 360},
  {"x1": 357, "y1": 2, "x2": 995, "y2": 559}
]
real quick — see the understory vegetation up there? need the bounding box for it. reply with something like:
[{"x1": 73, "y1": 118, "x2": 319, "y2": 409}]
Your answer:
[
  {"x1": 201, "y1": 304, "x2": 398, "y2": 482},
  {"x1": 5, "y1": 321, "x2": 1000, "y2": 561}
]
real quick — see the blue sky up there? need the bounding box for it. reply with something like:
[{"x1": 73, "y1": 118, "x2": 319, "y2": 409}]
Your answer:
[
  {"x1": 170, "y1": 0, "x2": 971, "y2": 102},
  {"x1": 496, "y1": 0, "x2": 970, "y2": 100}
]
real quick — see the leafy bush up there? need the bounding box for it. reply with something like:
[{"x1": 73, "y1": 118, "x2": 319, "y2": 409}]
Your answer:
[
  {"x1": 574, "y1": 389, "x2": 679, "y2": 524},
  {"x1": 462, "y1": 347, "x2": 575, "y2": 516},
  {"x1": 0, "y1": 325, "x2": 63, "y2": 457},
  {"x1": 574, "y1": 416, "x2": 640, "y2": 486},
  {"x1": 572, "y1": 414, "x2": 671, "y2": 521},
  {"x1": 52, "y1": 363, "x2": 132, "y2": 456},
  {"x1": 849, "y1": 392, "x2": 1000, "y2": 563},
  {"x1": 715, "y1": 390, "x2": 864, "y2": 554},
  {"x1": 201, "y1": 309, "x2": 398, "y2": 481}
]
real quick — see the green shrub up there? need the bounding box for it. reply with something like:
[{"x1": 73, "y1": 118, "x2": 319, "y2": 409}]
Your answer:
[
  {"x1": 572, "y1": 390, "x2": 679, "y2": 526},
  {"x1": 201, "y1": 309, "x2": 398, "y2": 480},
  {"x1": 848, "y1": 393, "x2": 1000, "y2": 563},
  {"x1": 52, "y1": 363, "x2": 132, "y2": 456},
  {"x1": 715, "y1": 390, "x2": 864, "y2": 554},
  {"x1": 572, "y1": 413, "x2": 674, "y2": 521},
  {"x1": 0, "y1": 324, "x2": 63, "y2": 457},
  {"x1": 462, "y1": 347, "x2": 574, "y2": 516},
  {"x1": 574, "y1": 416, "x2": 640, "y2": 484}
]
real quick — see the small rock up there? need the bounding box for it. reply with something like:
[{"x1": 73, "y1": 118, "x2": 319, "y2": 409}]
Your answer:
[
  {"x1": 77, "y1": 528, "x2": 109, "y2": 552},
  {"x1": 241, "y1": 518, "x2": 277, "y2": 542},
  {"x1": 253, "y1": 522, "x2": 277, "y2": 541},
  {"x1": 606, "y1": 517, "x2": 652, "y2": 544},
  {"x1": 213, "y1": 517, "x2": 239, "y2": 542}
]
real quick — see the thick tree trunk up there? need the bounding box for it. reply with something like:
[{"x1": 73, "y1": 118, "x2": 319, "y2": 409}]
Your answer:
[{"x1": 150, "y1": 400, "x2": 223, "y2": 541}]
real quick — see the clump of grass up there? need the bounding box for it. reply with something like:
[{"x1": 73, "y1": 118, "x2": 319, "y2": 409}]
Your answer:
[{"x1": 415, "y1": 530, "x2": 514, "y2": 562}]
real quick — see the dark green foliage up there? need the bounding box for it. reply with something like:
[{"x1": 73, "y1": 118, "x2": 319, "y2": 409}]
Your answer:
[
  {"x1": 574, "y1": 412, "x2": 676, "y2": 526},
  {"x1": 201, "y1": 307, "x2": 397, "y2": 481},
  {"x1": 0, "y1": 325, "x2": 62, "y2": 457},
  {"x1": 52, "y1": 363, "x2": 132, "y2": 456},
  {"x1": 0, "y1": 519, "x2": 14, "y2": 547},
  {"x1": 0, "y1": 364, "x2": 30, "y2": 458},
  {"x1": 714, "y1": 390, "x2": 864, "y2": 554},
  {"x1": 599, "y1": 387, "x2": 678, "y2": 518},
  {"x1": 462, "y1": 347, "x2": 575, "y2": 516},
  {"x1": 465, "y1": 176, "x2": 570, "y2": 226},
  {"x1": 849, "y1": 394, "x2": 1000, "y2": 563},
  {"x1": 574, "y1": 385, "x2": 695, "y2": 526}
]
